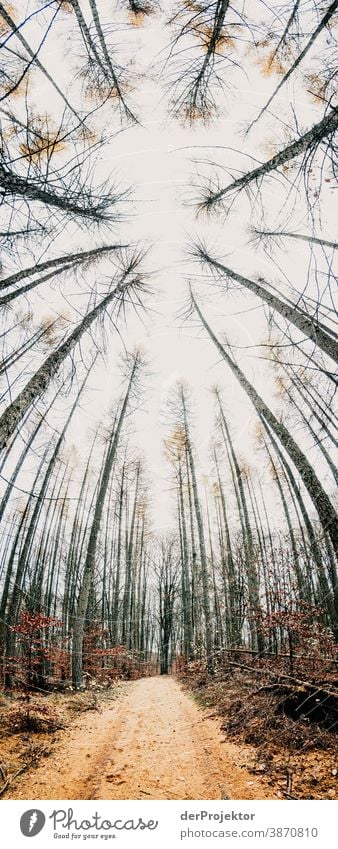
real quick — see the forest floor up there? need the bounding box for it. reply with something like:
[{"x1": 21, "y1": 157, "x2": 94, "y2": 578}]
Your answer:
[
  {"x1": 0, "y1": 675, "x2": 336, "y2": 800},
  {"x1": 179, "y1": 667, "x2": 338, "y2": 801}
]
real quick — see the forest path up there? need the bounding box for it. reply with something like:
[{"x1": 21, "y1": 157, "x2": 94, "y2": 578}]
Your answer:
[{"x1": 8, "y1": 676, "x2": 276, "y2": 800}]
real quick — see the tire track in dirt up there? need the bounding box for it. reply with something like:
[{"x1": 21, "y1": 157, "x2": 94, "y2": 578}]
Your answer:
[{"x1": 8, "y1": 676, "x2": 277, "y2": 800}]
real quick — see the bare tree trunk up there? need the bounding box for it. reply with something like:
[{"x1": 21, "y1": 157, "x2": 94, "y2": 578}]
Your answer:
[
  {"x1": 192, "y1": 292, "x2": 338, "y2": 557},
  {"x1": 181, "y1": 389, "x2": 214, "y2": 673},
  {"x1": 203, "y1": 107, "x2": 338, "y2": 208},
  {"x1": 197, "y1": 252, "x2": 338, "y2": 362},
  {"x1": 248, "y1": 1, "x2": 338, "y2": 130},
  {"x1": 72, "y1": 354, "x2": 140, "y2": 688},
  {"x1": 0, "y1": 264, "x2": 140, "y2": 450}
]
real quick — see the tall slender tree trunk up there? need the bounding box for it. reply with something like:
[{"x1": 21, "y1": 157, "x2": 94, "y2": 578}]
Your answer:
[
  {"x1": 192, "y1": 293, "x2": 338, "y2": 557},
  {"x1": 0, "y1": 267, "x2": 137, "y2": 450},
  {"x1": 72, "y1": 355, "x2": 140, "y2": 688},
  {"x1": 181, "y1": 390, "x2": 214, "y2": 672}
]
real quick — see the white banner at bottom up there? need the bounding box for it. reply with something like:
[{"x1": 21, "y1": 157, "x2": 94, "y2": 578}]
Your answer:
[{"x1": 0, "y1": 800, "x2": 336, "y2": 848}]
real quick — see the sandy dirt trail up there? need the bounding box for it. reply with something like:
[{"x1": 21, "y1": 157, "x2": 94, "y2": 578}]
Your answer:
[{"x1": 9, "y1": 676, "x2": 276, "y2": 800}]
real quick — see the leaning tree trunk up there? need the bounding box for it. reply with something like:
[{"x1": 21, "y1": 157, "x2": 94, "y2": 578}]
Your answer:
[
  {"x1": 199, "y1": 253, "x2": 338, "y2": 363},
  {"x1": 0, "y1": 383, "x2": 63, "y2": 523},
  {"x1": 192, "y1": 293, "x2": 338, "y2": 558},
  {"x1": 262, "y1": 420, "x2": 337, "y2": 633},
  {"x1": 0, "y1": 267, "x2": 138, "y2": 451},
  {"x1": 0, "y1": 244, "x2": 124, "y2": 305},
  {"x1": 248, "y1": 1, "x2": 338, "y2": 129},
  {"x1": 288, "y1": 372, "x2": 338, "y2": 450},
  {"x1": 285, "y1": 385, "x2": 338, "y2": 486},
  {"x1": 0, "y1": 2, "x2": 85, "y2": 124},
  {"x1": 253, "y1": 228, "x2": 338, "y2": 251},
  {"x1": 204, "y1": 106, "x2": 338, "y2": 207}
]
